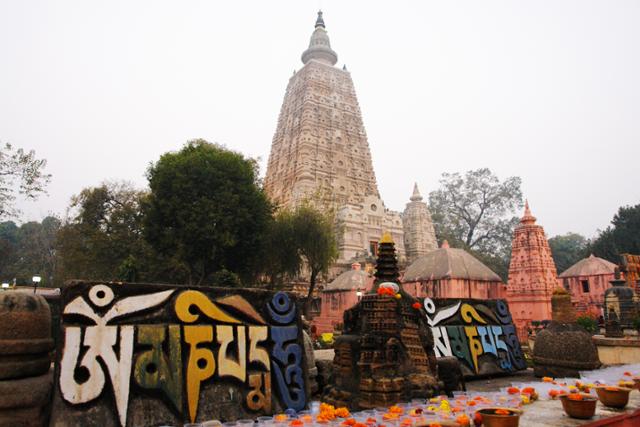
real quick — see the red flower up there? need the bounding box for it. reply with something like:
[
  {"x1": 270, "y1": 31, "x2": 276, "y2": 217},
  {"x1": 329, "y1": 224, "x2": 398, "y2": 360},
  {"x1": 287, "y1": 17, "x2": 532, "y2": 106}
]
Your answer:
[{"x1": 412, "y1": 302, "x2": 422, "y2": 309}]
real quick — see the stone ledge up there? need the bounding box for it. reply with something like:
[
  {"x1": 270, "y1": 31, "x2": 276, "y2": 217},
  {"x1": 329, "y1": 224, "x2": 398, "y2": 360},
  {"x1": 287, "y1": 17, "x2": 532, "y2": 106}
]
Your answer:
[{"x1": 593, "y1": 335, "x2": 640, "y2": 347}]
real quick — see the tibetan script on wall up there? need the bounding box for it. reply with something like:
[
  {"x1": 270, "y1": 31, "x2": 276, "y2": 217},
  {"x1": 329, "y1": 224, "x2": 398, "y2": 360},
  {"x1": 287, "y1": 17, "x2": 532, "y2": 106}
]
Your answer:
[
  {"x1": 424, "y1": 298, "x2": 526, "y2": 377},
  {"x1": 51, "y1": 282, "x2": 307, "y2": 427}
]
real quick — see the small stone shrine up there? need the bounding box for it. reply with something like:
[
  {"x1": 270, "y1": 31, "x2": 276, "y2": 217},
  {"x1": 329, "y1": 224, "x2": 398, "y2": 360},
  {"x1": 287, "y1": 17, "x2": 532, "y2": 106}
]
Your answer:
[
  {"x1": 533, "y1": 287, "x2": 601, "y2": 378},
  {"x1": 323, "y1": 233, "x2": 441, "y2": 409},
  {"x1": 604, "y1": 267, "x2": 638, "y2": 330}
]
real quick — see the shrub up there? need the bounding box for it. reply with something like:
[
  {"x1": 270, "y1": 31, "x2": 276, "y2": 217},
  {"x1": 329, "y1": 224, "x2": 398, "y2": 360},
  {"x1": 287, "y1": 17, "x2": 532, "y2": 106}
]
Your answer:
[{"x1": 576, "y1": 315, "x2": 598, "y2": 334}]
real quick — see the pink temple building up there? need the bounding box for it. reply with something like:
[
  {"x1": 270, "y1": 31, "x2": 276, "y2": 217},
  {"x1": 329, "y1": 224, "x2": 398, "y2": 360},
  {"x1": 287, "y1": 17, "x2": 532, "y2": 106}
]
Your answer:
[
  {"x1": 558, "y1": 254, "x2": 616, "y2": 316},
  {"x1": 506, "y1": 201, "x2": 558, "y2": 342},
  {"x1": 401, "y1": 241, "x2": 506, "y2": 300},
  {"x1": 314, "y1": 263, "x2": 374, "y2": 334}
]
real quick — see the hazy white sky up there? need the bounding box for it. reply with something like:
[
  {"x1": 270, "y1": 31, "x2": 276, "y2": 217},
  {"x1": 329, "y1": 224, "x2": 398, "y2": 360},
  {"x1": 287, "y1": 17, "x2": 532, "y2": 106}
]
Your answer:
[{"x1": 1, "y1": 0, "x2": 639, "y2": 238}]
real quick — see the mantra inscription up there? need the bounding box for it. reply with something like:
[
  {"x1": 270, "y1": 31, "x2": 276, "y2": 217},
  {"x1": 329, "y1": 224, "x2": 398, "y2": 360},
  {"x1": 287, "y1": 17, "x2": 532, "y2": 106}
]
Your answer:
[
  {"x1": 57, "y1": 284, "x2": 306, "y2": 426},
  {"x1": 423, "y1": 298, "x2": 527, "y2": 376}
]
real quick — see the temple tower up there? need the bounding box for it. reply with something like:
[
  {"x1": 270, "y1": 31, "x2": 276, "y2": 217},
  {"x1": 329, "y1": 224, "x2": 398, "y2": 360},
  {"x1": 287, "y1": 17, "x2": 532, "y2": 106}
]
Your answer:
[
  {"x1": 264, "y1": 11, "x2": 408, "y2": 266},
  {"x1": 264, "y1": 11, "x2": 379, "y2": 210},
  {"x1": 402, "y1": 183, "x2": 438, "y2": 264},
  {"x1": 506, "y1": 201, "x2": 559, "y2": 341}
]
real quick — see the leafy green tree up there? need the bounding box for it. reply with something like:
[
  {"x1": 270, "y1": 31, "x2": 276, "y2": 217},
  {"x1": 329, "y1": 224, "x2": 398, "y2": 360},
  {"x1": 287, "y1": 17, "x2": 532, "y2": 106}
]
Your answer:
[
  {"x1": 429, "y1": 168, "x2": 523, "y2": 281},
  {"x1": 548, "y1": 232, "x2": 588, "y2": 274},
  {"x1": 262, "y1": 209, "x2": 302, "y2": 288},
  {"x1": 56, "y1": 182, "x2": 181, "y2": 283},
  {"x1": 0, "y1": 221, "x2": 19, "y2": 280},
  {"x1": 0, "y1": 143, "x2": 51, "y2": 219},
  {"x1": 589, "y1": 204, "x2": 640, "y2": 262},
  {"x1": 143, "y1": 140, "x2": 272, "y2": 285},
  {"x1": 292, "y1": 205, "x2": 338, "y2": 317},
  {"x1": 0, "y1": 217, "x2": 59, "y2": 286}
]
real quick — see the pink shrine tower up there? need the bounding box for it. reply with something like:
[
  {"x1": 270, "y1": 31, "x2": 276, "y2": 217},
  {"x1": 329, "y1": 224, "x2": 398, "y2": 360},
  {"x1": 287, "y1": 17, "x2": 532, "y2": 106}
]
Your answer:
[{"x1": 507, "y1": 201, "x2": 559, "y2": 341}]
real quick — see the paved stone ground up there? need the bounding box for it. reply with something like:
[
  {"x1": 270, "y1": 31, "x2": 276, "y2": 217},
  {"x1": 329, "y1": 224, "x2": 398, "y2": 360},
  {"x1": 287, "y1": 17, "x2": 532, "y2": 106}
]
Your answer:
[
  {"x1": 466, "y1": 369, "x2": 640, "y2": 426},
  {"x1": 313, "y1": 350, "x2": 640, "y2": 426}
]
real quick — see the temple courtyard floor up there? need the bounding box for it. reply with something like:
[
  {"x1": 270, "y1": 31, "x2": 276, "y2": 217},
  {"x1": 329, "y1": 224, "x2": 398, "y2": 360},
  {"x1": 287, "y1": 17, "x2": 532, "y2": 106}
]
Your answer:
[{"x1": 314, "y1": 350, "x2": 640, "y2": 426}]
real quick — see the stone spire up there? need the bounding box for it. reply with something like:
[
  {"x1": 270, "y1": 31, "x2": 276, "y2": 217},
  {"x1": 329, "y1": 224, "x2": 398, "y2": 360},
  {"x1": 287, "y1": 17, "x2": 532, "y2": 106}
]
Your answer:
[
  {"x1": 410, "y1": 183, "x2": 423, "y2": 202},
  {"x1": 506, "y1": 200, "x2": 559, "y2": 341},
  {"x1": 521, "y1": 199, "x2": 536, "y2": 224},
  {"x1": 264, "y1": 10, "x2": 401, "y2": 265},
  {"x1": 264, "y1": 10, "x2": 379, "y2": 210},
  {"x1": 301, "y1": 10, "x2": 338, "y2": 66},
  {"x1": 403, "y1": 183, "x2": 438, "y2": 264}
]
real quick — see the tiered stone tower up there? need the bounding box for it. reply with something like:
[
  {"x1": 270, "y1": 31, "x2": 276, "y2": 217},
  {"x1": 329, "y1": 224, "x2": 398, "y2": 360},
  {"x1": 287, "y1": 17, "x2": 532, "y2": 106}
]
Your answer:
[
  {"x1": 402, "y1": 183, "x2": 438, "y2": 264},
  {"x1": 506, "y1": 201, "x2": 559, "y2": 341},
  {"x1": 264, "y1": 10, "x2": 379, "y2": 210},
  {"x1": 265, "y1": 11, "x2": 438, "y2": 267}
]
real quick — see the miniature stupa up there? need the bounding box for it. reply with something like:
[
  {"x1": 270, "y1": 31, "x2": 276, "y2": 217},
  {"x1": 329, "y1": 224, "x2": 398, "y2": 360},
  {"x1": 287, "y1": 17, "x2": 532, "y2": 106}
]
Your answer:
[
  {"x1": 533, "y1": 287, "x2": 601, "y2": 378},
  {"x1": 323, "y1": 232, "x2": 441, "y2": 409}
]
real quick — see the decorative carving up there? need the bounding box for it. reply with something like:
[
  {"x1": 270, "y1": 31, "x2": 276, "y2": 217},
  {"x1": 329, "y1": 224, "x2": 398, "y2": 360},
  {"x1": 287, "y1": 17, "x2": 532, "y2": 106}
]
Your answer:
[{"x1": 52, "y1": 282, "x2": 308, "y2": 427}]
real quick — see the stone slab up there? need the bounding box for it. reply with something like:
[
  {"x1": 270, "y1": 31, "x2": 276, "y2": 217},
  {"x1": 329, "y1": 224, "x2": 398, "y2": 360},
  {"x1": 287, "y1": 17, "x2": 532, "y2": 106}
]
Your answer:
[
  {"x1": 50, "y1": 281, "x2": 310, "y2": 427},
  {"x1": 423, "y1": 298, "x2": 527, "y2": 377}
]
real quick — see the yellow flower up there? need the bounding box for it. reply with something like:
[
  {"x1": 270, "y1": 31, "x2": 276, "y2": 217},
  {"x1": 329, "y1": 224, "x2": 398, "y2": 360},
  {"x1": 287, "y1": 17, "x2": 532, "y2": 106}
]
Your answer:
[{"x1": 394, "y1": 293, "x2": 402, "y2": 299}]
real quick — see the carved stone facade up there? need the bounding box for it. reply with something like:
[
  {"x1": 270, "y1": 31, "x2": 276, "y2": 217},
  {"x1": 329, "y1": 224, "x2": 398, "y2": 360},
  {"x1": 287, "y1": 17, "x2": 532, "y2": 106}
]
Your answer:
[
  {"x1": 506, "y1": 201, "x2": 558, "y2": 341},
  {"x1": 335, "y1": 196, "x2": 406, "y2": 265},
  {"x1": 264, "y1": 12, "x2": 436, "y2": 267},
  {"x1": 402, "y1": 184, "x2": 438, "y2": 264}
]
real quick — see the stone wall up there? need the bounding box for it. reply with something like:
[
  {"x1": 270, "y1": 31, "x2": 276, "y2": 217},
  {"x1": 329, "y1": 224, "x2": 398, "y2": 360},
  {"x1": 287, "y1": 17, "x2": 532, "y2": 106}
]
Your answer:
[
  {"x1": 50, "y1": 282, "x2": 310, "y2": 427},
  {"x1": 421, "y1": 298, "x2": 527, "y2": 377}
]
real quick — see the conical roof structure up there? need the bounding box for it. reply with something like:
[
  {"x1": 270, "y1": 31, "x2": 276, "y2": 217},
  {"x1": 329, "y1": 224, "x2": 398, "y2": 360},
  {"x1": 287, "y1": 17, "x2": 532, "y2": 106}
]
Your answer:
[
  {"x1": 403, "y1": 242, "x2": 501, "y2": 283},
  {"x1": 559, "y1": 254, "x2": 617, "y2": 278}
]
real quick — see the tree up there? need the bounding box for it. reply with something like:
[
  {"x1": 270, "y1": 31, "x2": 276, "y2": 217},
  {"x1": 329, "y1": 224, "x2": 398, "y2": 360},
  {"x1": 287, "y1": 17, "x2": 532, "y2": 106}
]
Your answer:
[
  {"x1": 0, "y1": 217, "x2": 60, "y2": 286},
  {"x1": 0, "y1": 143, "x2": 51, "y2": 219},
  {"x1": 262, "y1": 209, "x2": 302, "y2": 288},
  {"x1": 292, "y1": 205, "x2": 337, "y2": 317},
  {"x1": 143, "y1": 140, "x2": 272, "y2": 285},
  {"x1": 429, "y1": 168, "x2": 523, "y2": 281},
  {"x1": 0, "y1": 221, "x2": 19, "y2": 281},
  {"x1": 548, "y1": 232, "x2": 588, "y2": 274},
  {"x1": 589, "y1": 204, "x2": 640, "y2": 263},
  {"x1": 56, "y1": 182, "x2": 180, "y2": 283}
]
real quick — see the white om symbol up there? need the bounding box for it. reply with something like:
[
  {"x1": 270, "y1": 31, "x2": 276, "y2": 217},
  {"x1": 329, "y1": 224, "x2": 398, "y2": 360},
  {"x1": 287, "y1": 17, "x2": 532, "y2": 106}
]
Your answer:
[{"x1": 59, "y1": 285, "x2": 174, "y2": 427}]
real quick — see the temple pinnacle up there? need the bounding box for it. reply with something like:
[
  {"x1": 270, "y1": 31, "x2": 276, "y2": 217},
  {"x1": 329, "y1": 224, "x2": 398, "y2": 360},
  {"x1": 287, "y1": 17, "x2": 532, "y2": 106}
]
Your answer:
[
  {"x1": 410, "y1": 183, "x2": 423, "y2": 202},
  {"x1": 521, "y1": 199, "x2": 537, "y2": 224},
  {"x1": 315, "y1": 10, "x2": 325, "y2": 28},
  {"x1": 301, "y1": 10, "x2": 338, "y2": 66}
]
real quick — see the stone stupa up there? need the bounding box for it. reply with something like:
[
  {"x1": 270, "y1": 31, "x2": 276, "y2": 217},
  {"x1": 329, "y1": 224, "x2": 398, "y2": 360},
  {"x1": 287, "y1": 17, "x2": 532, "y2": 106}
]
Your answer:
[
  {"x1": 533, "y1": 287, "x2": 601, "y2": 378},
  {"x1": 323, "y1": 233, "x2": 441, "y2": 409}
]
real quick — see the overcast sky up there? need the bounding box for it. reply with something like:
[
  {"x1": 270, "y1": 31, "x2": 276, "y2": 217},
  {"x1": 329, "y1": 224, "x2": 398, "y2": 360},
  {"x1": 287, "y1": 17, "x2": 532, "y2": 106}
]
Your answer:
[{"x1": 1, "y1": 0, "x2": 639, "y2": 238}]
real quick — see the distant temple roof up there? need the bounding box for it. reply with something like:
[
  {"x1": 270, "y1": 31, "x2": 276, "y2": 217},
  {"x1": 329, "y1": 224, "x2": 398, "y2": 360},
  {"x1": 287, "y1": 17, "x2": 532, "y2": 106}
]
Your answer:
[
  {"x1": 559, "y1": 254, "x2": 617, "y2": 278},
  {"x1": 402, "y1": 242, "x2": 502, "y2": 282},
  {"x1": 325, "y1": 263, "x2": 371, "y2": 291}
]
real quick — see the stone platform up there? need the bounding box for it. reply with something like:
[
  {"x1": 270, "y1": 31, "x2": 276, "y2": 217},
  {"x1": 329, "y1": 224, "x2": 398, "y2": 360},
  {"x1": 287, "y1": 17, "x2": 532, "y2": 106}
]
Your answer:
[{"x1": 593, "y1": 335, "x2": 640, "y2": 365}]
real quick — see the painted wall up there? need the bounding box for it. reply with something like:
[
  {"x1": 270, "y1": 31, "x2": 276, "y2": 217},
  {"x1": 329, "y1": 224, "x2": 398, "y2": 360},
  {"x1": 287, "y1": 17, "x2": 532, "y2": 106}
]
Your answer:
[
  {"x1": 421, "y1": 298, "x2": 526, "y2": 377},
  {"x1": 50, "y1": 282, "x2": 308, "y2": 427}
]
